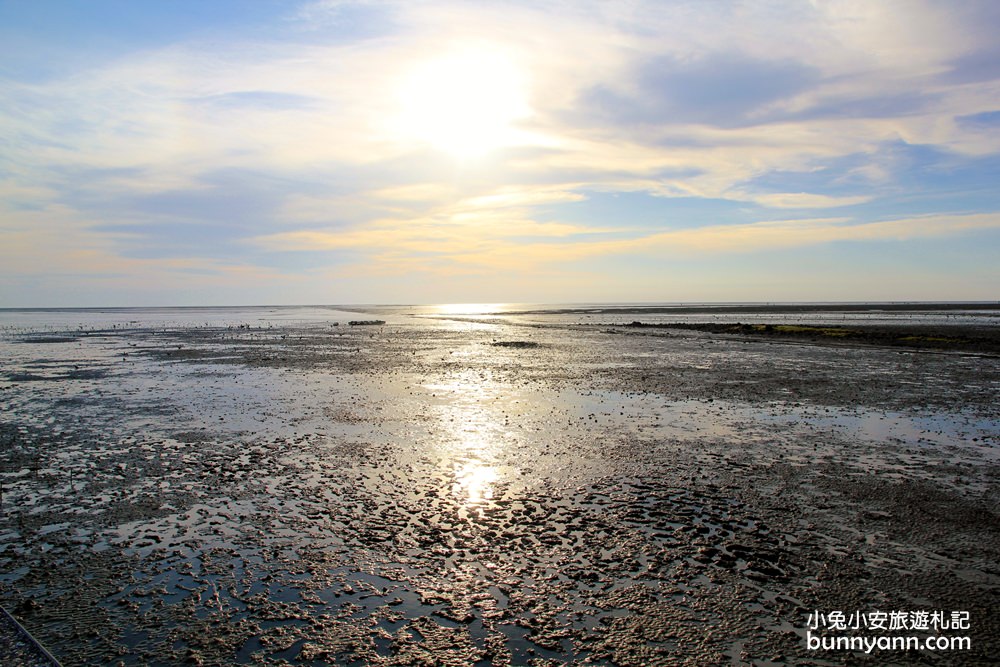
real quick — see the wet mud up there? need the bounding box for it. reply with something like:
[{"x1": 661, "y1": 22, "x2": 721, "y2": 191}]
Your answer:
[{"x1": 0, "y1": 312, "x2": 998, "y2": 665}]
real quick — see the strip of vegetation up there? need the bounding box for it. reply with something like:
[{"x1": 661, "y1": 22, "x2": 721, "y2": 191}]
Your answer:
[{"x1": 621, "y1": 321, "x2": 1000, "y2": 354}]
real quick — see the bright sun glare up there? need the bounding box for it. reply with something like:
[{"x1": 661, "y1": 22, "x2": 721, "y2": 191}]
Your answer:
[{"x1": 395, "y1": 48, "x2": 531, "y2": 158}]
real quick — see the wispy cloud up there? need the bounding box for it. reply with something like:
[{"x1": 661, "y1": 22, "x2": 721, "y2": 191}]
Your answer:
[{"x1": 746, "y1": 193, "x2": 873, "y2": 209}]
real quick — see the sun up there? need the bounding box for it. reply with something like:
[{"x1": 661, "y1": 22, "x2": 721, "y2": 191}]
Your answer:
[{"x1": 394, "y1": 47, "x2": 531, "y2": 158}]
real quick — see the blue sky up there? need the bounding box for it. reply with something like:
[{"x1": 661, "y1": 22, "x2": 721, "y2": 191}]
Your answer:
[{"x1": 2, "y1": 0, "x2": 999, "y2": 306}]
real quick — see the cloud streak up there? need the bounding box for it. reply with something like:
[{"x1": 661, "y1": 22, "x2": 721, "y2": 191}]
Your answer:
[{"x1": 250, "y1": 211, "x2": 1000, "y2": 271}]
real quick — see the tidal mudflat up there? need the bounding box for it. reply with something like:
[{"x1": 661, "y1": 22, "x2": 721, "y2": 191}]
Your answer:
[{"x1": 1, "y1": 305, "x2": 998, "y2": 665}]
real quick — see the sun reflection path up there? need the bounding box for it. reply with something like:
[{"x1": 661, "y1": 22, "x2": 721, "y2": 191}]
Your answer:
[
  {"x1": 434, "y1": 303, "x2": 506, "y2": 316},
  {"x1": 426, "y1": 371, "x2": 514, "y2": 513},
  {"x1": 455, "y1": 461, "x2": 498, "y2": 506}
]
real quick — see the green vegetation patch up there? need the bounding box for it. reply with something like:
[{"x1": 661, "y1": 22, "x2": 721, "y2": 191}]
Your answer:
[
  {"x1": 769, "y1": 325, "x2": 855, "y2": 337},
  {"x1": 621, "y1": 321, "x2": 1000, "y2": 355},
  {"x1": 898, "y1": 335, "x2": 961, "y2": 344}
]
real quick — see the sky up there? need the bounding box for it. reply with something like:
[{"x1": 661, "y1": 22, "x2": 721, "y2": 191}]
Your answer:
[{"x1": 2, "y1": 0, "x2": 999, "y2": 307}]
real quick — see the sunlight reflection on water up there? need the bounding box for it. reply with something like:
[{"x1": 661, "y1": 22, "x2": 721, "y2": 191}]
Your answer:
[
  {"x1": 433, "y1": 303, "x2": 507, "y2": 316},
  {"x1": 426, "y1": 367, "x2": 511, "y2": 510},
  {"x1": 455, "y1": 461, "x2": 497, "y2": 506}
]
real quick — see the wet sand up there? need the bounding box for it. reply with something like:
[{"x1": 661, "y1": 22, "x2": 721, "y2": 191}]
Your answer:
[{"x1": 0, "y1": 308, "x2": 998, "y2": 665}]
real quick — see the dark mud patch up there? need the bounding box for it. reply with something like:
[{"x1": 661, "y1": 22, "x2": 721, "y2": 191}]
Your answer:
[
  {"x1": 6, "y1": 368, "x2": 109, "y2": 382},
  {"x1": 587, "y1": 330, "x2": 998, "y2": 413},
  {"x1": 6, "y1": 372, "x2": 48, "y2": 382},
  {"x1": 490, "y1": 341, "x2": 541, "y2": 349}
]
